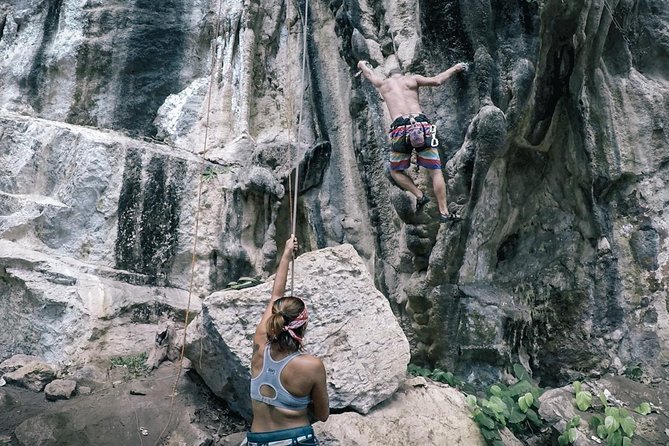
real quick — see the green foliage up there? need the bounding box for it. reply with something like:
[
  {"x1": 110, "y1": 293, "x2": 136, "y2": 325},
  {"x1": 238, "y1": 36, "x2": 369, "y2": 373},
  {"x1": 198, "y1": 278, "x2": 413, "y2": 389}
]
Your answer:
[
  {"x1": 226, "y1": 276, "x2": 263, "y2": 290},
  {"x1": 590, "y1": 407, "x2": 636, "y2": 446},
  {"x1": 571, "y1": 383, "x2": 652, "y2": 446},
  {"x1": 202, "y1": 166, "x2": 219, "y2": 182},
  {"x1": 623, "y1": 363, "x2": 644, "y2": 382},
  {"x1": 407, "y1": 364, "x2": 462, "y2": 388},
  {"x1": 513, "y1": 363, "x2": 530, "y2": 381},
  {"x1": 110, "y1": 352, "x2": 149, "y2": 378},
  {"x1": 573, "y1": 381, "x2": 593, "y2": 411},
  {"x1": 558, "y1": 416, "x2": 581, "y2": 445},
  {"x1": 599, "y1": 391, "x2": 609, "y2": 407},
  {"x1": 521, "y1": 0, "x2": 546, "y2": 8},
  {"x1": 466, "y1": 364, "x2": 544, "y2": 445},
  {"x1": 634, "y1": 402, "x2": 652, "y2": 415},
  {"x1": 202, "y1": 165, "x2": 232, "y2": 182},
  {"x1": 518, "y1": 393, "x2": 534, "y2": 412}
]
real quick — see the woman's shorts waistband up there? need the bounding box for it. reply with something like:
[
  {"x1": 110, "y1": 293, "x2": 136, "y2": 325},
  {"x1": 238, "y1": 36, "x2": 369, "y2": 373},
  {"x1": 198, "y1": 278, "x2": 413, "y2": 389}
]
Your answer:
[{"x1": 246, "y1": 425, "x2": 315, "y2": 446}]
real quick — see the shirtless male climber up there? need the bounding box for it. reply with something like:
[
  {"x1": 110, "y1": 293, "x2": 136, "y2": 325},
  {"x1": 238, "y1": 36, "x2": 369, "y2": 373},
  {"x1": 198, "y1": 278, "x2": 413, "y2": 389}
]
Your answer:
[{"x1": 357, "y1": 60, "x2": 467, "y2": 222}]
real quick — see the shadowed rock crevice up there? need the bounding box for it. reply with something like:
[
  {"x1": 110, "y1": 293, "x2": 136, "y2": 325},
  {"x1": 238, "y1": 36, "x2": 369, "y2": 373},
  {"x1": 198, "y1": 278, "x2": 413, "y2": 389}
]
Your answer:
[
  {"x1": 0, "y1": 12, "x2": 6, "y2": 43},
  {"x1": 23, "y1": 0, "x2": 64, "y2": 114},
  {"x1": 67, "y1": 4, "x2": 121, "y2": 128},
  {"x1": 525, "y1": 4, "x2": 577, "y2": 145},
  {"x1": 420, "y1": 0, "x2": 472, "y2": 59},
  {"x1": 114, "y1": 150, "x2": 186, "y2": 285},
  {"x1": 114, "y1": 0, "x2": 188, "y2": 135}
]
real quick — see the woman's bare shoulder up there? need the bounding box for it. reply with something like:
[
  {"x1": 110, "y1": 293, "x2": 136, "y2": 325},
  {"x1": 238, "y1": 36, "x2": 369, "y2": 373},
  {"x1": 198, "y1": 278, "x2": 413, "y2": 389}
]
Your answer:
[{"x1": 294, "y1": 353, "x2": 325, "y2": 371}]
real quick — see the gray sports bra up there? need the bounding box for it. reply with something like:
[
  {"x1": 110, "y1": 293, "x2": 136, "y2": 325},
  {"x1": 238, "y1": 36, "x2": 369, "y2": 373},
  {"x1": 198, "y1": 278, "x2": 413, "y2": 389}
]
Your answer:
[{"x1": 250, "y1": 345, "x2": 311, "y2": 410}]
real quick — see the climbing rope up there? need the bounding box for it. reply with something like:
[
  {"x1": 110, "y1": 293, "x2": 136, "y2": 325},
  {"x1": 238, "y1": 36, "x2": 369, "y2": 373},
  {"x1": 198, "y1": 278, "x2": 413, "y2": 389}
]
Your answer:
[
  {"x1": 150, "y1": 0, "x2": 310, "y2": 442},
  {"x1": 289, "y1": 0, "x2": 310, "y2": 294},
  {"x1": 389, "y1": 28, "x2": 402, "y2": 71},
  {"x1": 602, "y1": 0, "x2": 630, "y2": 44},
  {"x1": 152, "y1": 0, "x2": 224, "y2": 444}
]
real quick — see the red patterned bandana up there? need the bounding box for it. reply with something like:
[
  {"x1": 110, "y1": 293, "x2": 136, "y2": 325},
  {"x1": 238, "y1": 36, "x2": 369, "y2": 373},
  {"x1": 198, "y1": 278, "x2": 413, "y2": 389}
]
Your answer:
[{"x1": 283, "y1": 306, "x2": 308, "y2": 342}]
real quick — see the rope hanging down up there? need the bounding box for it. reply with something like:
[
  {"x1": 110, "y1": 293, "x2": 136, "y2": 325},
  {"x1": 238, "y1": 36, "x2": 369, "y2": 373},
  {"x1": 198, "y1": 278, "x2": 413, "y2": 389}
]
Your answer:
[
  {"x1": 154, "y1": 0, "x2": 224, "y2": 443},
  {"x1": 289, "y1": 0, "x2": 310, "y2": 294},
  {"x1": 156, "y1": 0, "x2": 309, "y2": 441}
]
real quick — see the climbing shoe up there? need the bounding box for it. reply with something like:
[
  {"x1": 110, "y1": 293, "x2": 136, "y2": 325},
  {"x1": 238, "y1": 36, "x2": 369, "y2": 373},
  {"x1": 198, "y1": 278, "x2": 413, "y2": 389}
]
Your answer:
[
  {"x1": 416, "y1": 194, "x2": 431, "y2": 212},
  {"x1": 439, "y1": 212, "x2": 461, "y2": 223}
]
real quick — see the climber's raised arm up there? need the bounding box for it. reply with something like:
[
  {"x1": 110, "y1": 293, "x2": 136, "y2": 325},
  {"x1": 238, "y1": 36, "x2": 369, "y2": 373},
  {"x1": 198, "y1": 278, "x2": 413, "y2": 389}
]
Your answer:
[
  {"x1": 357, "y1": 60, "x2": 384, "y2": 88},
  {"x1": 414, "y1": 62, "x2": 468, "y2": 87}
]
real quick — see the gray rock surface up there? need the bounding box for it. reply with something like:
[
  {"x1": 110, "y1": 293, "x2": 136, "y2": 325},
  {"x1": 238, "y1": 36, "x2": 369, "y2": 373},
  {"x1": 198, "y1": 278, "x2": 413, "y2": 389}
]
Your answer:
[
  {"x1": 0, "y1": 0, "x2": 667, "y2": 434},
  {"x1": 44, "y1": 379, "x2": 77, "y2": 401},
  {"x1": 313, "y1": 379, "x2": 484, "y2": 446},
  {"x1": 185, "y1": 244, "x2": 410, "y2": 419},
  {"x1": 0, "y1": 355, "x2": 42, "y2": 375},
  {"x1": 3, "y1": 361, "x2": 57, "y2": 392},
  {"x1": 0, "y1": 239, "x2": 197, "y2": 366}
]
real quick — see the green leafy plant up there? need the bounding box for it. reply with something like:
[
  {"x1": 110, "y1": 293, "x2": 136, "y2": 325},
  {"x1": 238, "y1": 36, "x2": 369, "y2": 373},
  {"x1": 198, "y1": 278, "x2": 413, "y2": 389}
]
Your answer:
[
  {"x1": 573, "y1": 381, "x2": 593, "y2": 411},
  {"x1": 202, "y1": 166, "x2": 219, "y2": 182},
  {"x1": 589, "y1": 406, "x2": 636, "y2": 446},
  {"x1": 571, "y1": 382, "x2": 652, "y2": 446},
  {"x1": 634, "y1": 402, "x2": 652, "y2": 415},
  {"x1": 466, "y1": 364, "x2": 543, "y2": 445},
  {"x1": 226, "y1": 276, "x2": 263, "y2": 290},
  {"x1": 522, "y1": 0, "x2": 546, "y2": 7},
  {"x1": 623, "y1": 363, "x2": 644, "y2": 382},
  {"x1": 407, "y1": 364, "x2": 462, "y2": 388},
  {"x1": 110, "y1": 352, "x2": 149, "y2": 378},
  {"x1": 557, "y1": 416, "x2": 581, "y2": 445}
]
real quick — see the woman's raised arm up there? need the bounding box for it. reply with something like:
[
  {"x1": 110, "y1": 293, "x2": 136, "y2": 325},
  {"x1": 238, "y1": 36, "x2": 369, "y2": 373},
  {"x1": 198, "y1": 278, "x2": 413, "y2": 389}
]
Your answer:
[{"x1": 253, "y1": 235, "x2": 297, "y2": 347}]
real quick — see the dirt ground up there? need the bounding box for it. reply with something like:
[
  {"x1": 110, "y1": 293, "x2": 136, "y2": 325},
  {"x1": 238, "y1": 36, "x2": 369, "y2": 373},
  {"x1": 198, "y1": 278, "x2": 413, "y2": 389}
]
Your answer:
[{"x1": 0, "y1": 361, "x2": 248, "y2": 446}]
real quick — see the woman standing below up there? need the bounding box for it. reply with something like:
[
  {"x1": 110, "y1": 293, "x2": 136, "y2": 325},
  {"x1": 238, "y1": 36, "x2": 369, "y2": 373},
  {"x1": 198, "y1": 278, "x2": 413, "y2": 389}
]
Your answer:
[{"x1": 247, "y1": 235, "x2": 329, "y2": 446}]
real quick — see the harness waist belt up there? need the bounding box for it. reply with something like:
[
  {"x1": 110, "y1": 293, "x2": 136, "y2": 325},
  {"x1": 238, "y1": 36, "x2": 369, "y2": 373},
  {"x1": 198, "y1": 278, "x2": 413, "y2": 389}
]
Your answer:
[{"x1": 246, "y1": 425, "x2": 316, "y2": 446}]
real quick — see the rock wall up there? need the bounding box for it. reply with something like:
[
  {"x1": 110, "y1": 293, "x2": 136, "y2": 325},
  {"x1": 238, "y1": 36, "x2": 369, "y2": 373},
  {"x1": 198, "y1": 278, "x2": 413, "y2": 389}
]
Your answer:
[
  {"x1": 0, "y1": 0, "x2": 667, "y2": 389},
  {"x1": 184, "y1": 244, "x2": 410, "y2": 418}
]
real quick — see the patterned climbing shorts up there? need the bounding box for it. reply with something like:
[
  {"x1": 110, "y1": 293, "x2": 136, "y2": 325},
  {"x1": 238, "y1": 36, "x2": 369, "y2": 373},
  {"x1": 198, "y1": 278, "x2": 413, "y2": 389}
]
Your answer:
[{"x1": 388, "y1": 113, "x2": 442, "y2": 171}]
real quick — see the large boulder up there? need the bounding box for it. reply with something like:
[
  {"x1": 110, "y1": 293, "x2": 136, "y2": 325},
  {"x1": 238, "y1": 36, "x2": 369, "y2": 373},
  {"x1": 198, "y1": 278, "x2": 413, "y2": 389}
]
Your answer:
[
  {"x1": 185, "y1": 244, "x2": 410, "y2": 419},
  {"x1": 0, "y1": 240, "x2": 197, "y2": 366},
  {"x1": 44, "y1": 379, "x2": 77, "y2": 401},
  {"x1": 315, "y1": 378, "x2": 484, "y2": 446},
  {"x1": 3, "y1": 361, "x2": 57, "y2": 392},
  {"x1": 0, "y1": 354, "x2": 42, "y2": 375}
]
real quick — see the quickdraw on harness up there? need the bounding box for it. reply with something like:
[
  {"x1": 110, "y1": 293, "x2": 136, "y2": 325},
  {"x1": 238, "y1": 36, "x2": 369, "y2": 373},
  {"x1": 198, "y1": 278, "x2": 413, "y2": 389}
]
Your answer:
[{"x1": 430, "y1": 124, "x2": 439, "y2": 147}]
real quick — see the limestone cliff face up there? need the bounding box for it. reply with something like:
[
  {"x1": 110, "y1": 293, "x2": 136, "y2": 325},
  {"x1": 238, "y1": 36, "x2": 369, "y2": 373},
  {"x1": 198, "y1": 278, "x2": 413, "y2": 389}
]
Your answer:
[{"x1": 0, "y1": 0, "x2": 667, "y2": 386}]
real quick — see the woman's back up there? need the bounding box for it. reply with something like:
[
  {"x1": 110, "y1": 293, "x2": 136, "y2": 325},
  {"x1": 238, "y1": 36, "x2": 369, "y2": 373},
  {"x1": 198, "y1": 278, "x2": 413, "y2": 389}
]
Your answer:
[
  {"x1": 250, "y1": 345, "x2": 325, "y2": 431},
  {"x1": 246, "y1": 236, "x2": 328, "y2": 446}
]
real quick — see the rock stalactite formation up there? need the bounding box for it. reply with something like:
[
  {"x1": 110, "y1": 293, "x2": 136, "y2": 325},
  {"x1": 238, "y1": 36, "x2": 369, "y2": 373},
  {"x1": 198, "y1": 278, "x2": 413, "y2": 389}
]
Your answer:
[{"x1": 1, "y1": 0, "x2": 668, "y2": 404}]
